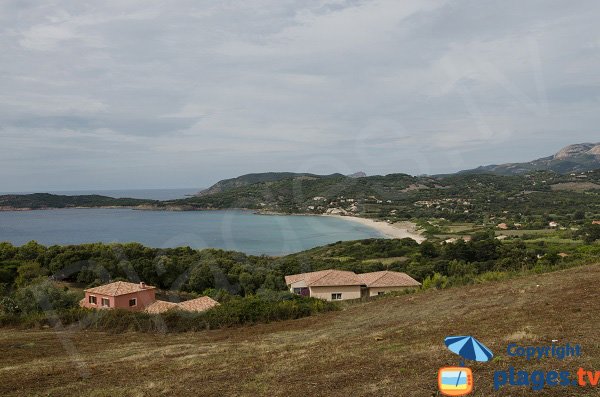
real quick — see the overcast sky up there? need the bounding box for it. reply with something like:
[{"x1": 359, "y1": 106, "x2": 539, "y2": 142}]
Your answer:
[{"x1": 1, "y1": 0, "x2": 599, "y2": 191}]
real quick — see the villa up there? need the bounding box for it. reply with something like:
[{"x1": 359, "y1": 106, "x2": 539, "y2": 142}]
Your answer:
[
  {"x1": 285, "y1": 269, "x2": 421, "y2": 301},
  {"x1": 80, "y1": 281, "x2": 219, "y2": 313}
]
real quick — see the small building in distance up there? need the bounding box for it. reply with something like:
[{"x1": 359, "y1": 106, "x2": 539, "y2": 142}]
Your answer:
[
  {"x1": 80, "y1": 281, "x2": 219, "y2": 314},
  {"x1": 285, "y1": 269, "x2": 421, "y2": 301}
]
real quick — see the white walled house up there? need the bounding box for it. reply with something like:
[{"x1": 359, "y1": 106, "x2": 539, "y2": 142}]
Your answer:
[{"x1": 285, "y1": 269, "x2": 421, "y2": 301}]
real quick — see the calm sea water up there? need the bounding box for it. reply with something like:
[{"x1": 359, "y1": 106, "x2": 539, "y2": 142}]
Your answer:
[{"x1": 0, "y1": 209, "x2": 383, "y2": 255}]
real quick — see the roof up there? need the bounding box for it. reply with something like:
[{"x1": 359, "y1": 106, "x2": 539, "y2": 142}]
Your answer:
[
  {"x1": 177, "y1": 296, "x2": 220, "y2": 312},
  {"x1": 144, "y1": 297, "x2": 220, "y2": 314},
  {"x1": 285, "y1": 270, "x2": 364, "y2": 287},
  {"x1": 358, "y1": 271, "x2": 421, "y2": 288},
  {"x1": 85, "y1": 281, "x2": 156, "y2": 296},
  {"x1": 145, "y1": 300, "x2": 178, "y2": 314},
  {"x1": 285, "y1": 269, "x2": 421, "y2": 288}
]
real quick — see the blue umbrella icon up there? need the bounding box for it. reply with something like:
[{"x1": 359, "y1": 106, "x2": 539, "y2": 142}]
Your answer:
[{"x1": 445, "y1": 335, "x2": 493, "y2": 365}]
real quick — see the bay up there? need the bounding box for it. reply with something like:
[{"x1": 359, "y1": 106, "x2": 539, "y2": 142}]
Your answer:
[{"x1": 0, "y1": 209, "x2": 383, "y2": 255}]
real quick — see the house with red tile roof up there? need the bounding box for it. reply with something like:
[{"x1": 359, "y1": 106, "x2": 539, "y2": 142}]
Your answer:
[
  {"x1": 285, "y1": 269, "x2": 420, "y2": 301},
  {"x1": 358, "y1": 270, "x2": 422, "y2": 297},
  {"x1": 80, "y1": 281, "x2": 156, "y2": 311},
  {"x1": 79, "y1": 281, "x2": 219, "y2": 314}
]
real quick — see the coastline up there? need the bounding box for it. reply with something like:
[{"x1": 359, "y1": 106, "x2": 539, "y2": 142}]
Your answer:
[
  {"x1": 322, "y1": 214, "x2": 425, "y2": 243},
  {"x1": 0, "y1": 205, "x2": 426, "y2": 243}
]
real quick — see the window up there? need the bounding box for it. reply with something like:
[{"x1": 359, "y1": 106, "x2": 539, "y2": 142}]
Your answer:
[
  {"x1": 331, "y1": 293, "x2": 342, "y2": 300},
  {"x1": 293, "y1": 288, "x2": 302, "y2": 294},
  {"x1": 128, "y1": 298, "x2": 137, "y2": 307},
  {"x1": 101, "y1": 298, "x2": 110, "y2": 307},
  {"x1": 88, "y1": 295, "x2": 97, "y2": 305}
]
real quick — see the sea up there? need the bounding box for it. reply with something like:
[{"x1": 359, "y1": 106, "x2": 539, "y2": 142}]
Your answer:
[{"x1": 0, "y1": 188, "x2": 383, "y2": 255}]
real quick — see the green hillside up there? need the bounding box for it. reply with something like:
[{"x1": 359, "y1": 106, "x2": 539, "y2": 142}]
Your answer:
[
  {"x1": 0, "y1": 193, "x2": 155, "y2": 210},
  {"x1": 170, "y1": 170, "x2": 600, "y2": 228},
  {"x1": 2, "y1": 263, "x2": 599, "y2": 396},
  {"x1": 196, "y1": 172, "x2": 345, "y2": 196}
]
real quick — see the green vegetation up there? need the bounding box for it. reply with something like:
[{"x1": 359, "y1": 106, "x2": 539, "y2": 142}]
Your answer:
[
  {"x1": 3, "y1": 171, "x2": 600, "y2": 235},
  {"x1": 1, "y1": 230, "x2": 599, "y2": 331},
  {"x1": 3, "y1": 263, "x2": 600, "y2": 396},
  {"x1": 0, "y1": 193, "x2": 155, "y2": 209},
  {"x1": 165, "y1": 170, "x2": 600, "y2": 229},
  {"x1": 197, "y1": 172, "x2": 344, "y2": 196},
  {"x1": 0, "y1": 292, "x2": 337, "y2": 333}
]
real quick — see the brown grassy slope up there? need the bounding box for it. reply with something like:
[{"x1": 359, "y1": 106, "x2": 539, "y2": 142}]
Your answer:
[{"x1": 1, "y1": 264, "x2": 600, "y2": 397}]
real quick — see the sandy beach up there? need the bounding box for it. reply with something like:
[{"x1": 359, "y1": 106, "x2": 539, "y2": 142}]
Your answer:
[{"x1": 323, "y1": 215, "x2": 425, "y2": 243}]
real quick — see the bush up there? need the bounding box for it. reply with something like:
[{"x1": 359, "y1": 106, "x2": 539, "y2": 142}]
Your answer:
[
  {"x1": 475, "y1": 271, "x2": 509, "y2": 283},
  {"x1": 422, "y1": 273, "x2": 449, "y2": 290},
  {"x1": 12, "y1": 279, "x2": 82, "y2": 315},
  {"x1": 0, "y1": 294, "x2": 338, "y2": 333}
]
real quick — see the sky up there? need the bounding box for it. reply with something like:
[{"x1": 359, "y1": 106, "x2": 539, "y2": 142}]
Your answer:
[{"x1": 1, "y1": 0, "x2": 599, "y2": 191}]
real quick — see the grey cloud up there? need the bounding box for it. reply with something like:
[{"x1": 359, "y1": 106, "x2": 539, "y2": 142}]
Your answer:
[
  {"x1": 0, "y1": 0, "x2": 599, "y2": 191},
  {"x1": 5, "y1": 115, "x2": 200, "y2": 136}
]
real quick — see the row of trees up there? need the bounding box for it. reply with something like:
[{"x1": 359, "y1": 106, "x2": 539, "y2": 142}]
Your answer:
[{"x1": 1, "y1": 232, "x2": 599, "y2": 320}]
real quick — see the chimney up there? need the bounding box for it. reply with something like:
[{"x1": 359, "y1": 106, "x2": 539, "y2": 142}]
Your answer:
[{"x1": 140, "y1": 282, "x2": 146, "y2": 289}]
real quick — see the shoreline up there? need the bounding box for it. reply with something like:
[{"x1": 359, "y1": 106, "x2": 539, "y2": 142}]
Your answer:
[
  {"x1": 322, "y1": 214, "x2": 425, "y2": 243},
  {"x1": 0, "y1": 205, "x2": 426, "y2": 243}
]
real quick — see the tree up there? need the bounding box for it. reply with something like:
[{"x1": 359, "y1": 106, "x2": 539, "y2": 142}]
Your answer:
[
  {"x1": 573, "y1": 210, "x2": 585, "y2": 220},
  {"x1": 187, "y1": 264, "x2": 214, "y2": 293},
  {"x1": 238, "y1": 272, "x2": 256, "y2": 296},
  {"x1": 13, "y1": 279, "x2": 81, "y2": 314},
  {"x1": 15, "y1": 240, "x2": 45, "y2": 261},
  {"x1": 422, "y1": 273, "x2": 449, "y2": 290},
  {"x1": 262, "y1": 273, "x2": 285, "y2": 291},
  {"x1": 15, "y1": 262, "x2": 49, "y2": 287},
  {"x1": 420, "y1": 241, "x2": 439, "y2": 258},
  {"x1": 579, "y1": 224, "x2": 600, "y2": 244}
]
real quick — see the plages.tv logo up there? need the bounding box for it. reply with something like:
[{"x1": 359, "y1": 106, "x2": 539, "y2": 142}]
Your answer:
[{"x1": 438, "y1": 336, "x2": 494, "y2": 396}]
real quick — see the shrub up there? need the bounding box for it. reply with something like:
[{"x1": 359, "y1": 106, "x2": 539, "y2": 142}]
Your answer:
[
  {"x1": 0, "y1": 294, "x2": 338, "y2": 333},
  {"x1": 475, "y1": 271, "x2": 509, "y2": 283},
  {"x1": 12, "y1": 279, "x2": 82, "y2": 315},
  {"x1": 422, "y1": 273, "x2": 449, "y2": 290}
]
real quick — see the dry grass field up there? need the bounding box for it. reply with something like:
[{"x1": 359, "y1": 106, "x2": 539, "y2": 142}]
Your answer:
[{"x1": 2, "y1": 264, "x2": 600, "y2": 396}]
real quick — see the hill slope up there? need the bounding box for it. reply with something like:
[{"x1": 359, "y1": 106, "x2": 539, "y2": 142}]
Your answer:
[
  {"x1": 3, "y1": 264, "x2": 599, "y2": 396},
  {"x1": 196, "y1": 172, "x2": 345, "y2": 196},
  {"x1": 460, "y1": 142, "x2": 600, "y2": 175},
  {"x1": 0, "y1": 193, "x2": 155, "y2": 210}
]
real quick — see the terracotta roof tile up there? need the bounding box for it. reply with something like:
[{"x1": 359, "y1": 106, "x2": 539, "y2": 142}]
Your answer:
[
  {"x1": 286, "y1": 269, "x2": 421, "y2": 288},
  {"x1": 144, "y1": 300, "x2": 178, "y2": 314},
  {"x1": 177, "y1": 296, "x2": 220, "y2": 312},
  {"x1": 285, "y1": 270, "x2": 363, "y2": 287},
  {"x1": 284, "y1": 273, "x2": 308, "y2": 285},
  {"x1": 85, "y1": 281, "x2": 156, "y2": 296},
  {"x1": 358, "y1": 271, "x2": 421, "y2": 287}
]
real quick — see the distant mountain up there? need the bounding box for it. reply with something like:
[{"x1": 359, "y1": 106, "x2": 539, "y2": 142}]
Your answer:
[
  {"x1": 0, "y1": 193, "x2": 155, "y2": 210},
  {"x1": 347, "y1": 171, "x2": 367, "y2": 178},
  {"x1": 196, "y1": 172, "x2": 344, "y2": 196},
  {"x1": 459, "y1": 142, "x2": 600, "y2": 175}
]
